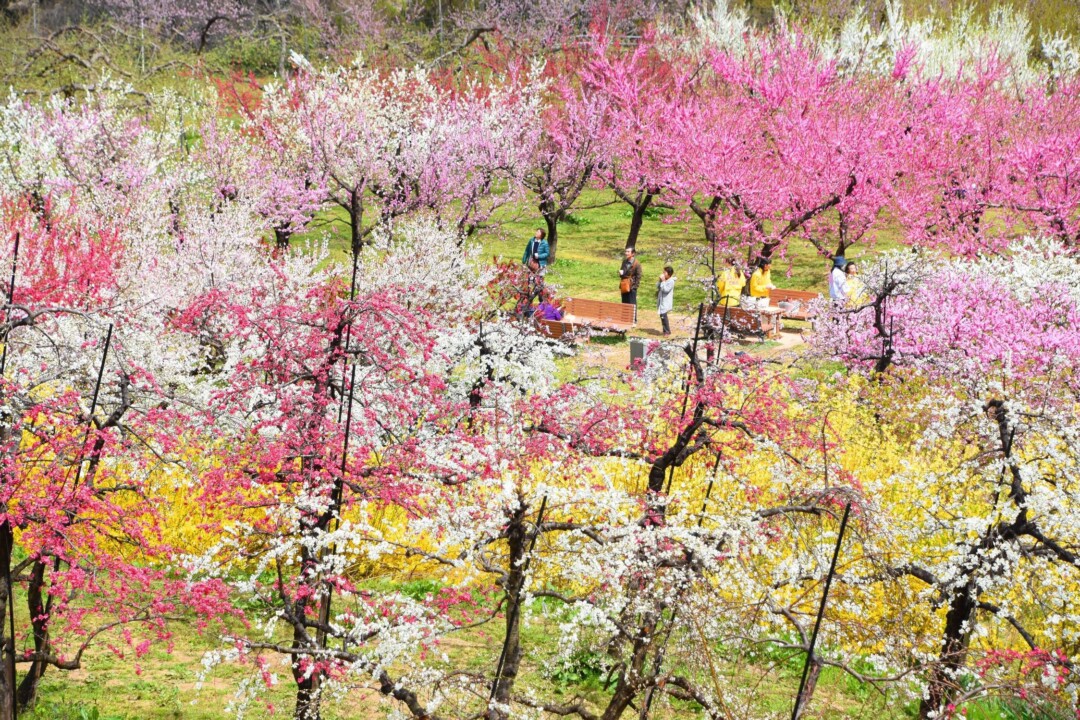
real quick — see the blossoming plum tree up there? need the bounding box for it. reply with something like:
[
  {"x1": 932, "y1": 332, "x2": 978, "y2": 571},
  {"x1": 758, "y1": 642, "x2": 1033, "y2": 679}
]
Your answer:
[
  {"x1": 255, "y1": 59, "x2": 542, "y2": 258},
  {"x1": 521, "y1": 51, "x2": 613, "y2": 264},
  {"x1": 179, "y1": 226, "x2": 876, "y2": 720},
  {"x1": 578, "y1": 31, "x2": 686, "y2": 251},
  {"x1": 810, "y1": 241, "x2": 1080, "y2": 718}
]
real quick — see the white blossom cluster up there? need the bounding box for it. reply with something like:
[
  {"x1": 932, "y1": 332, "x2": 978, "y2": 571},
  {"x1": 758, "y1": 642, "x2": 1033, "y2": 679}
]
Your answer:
[{"x1": 688, "y1": 0, "x2": 1080, "y2": 85}]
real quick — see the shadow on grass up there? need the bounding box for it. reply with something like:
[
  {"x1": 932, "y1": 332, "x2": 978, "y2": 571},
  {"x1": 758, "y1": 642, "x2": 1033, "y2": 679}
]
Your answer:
[{"x1": 589, "y1": 334, "x2": 627, "y2": 346}]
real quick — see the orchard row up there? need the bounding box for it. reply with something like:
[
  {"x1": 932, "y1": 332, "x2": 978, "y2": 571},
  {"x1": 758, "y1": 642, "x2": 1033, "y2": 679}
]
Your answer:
[{"x1": 0, "y1": 17, "x2": 1077, "y2": 720}]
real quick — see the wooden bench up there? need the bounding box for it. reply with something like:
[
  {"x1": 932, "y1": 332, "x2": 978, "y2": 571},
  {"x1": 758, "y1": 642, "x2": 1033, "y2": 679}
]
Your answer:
[
  {"x1": 769, "y1": 289, "x2": 821, "y2": 321},
  {"x1": 710, "y1": 306, "x2": 781, "y2": 342},
  {"x1": 536, "y1": 318, "x2": 577, "y2": 340},
  {"x1": 561, "y1": 298, "x2": 636, "y2": 334}
]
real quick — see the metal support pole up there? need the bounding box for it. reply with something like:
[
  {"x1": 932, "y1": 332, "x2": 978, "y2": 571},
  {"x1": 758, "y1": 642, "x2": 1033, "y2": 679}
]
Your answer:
[
  {"x1": 318, "y1": 363, "x2": 357, "y2": 648},
  {"x1": 0, "y1": 234, "x2": 19, "y2": 719},
  {"x1": 71, "y1": 325, "x2": 113, "y2": 488},
  {"x1": 664, "y1": 304, "x2": 705, "y2": 496},
  {"x1": 716, "y1": 301, "x2": 730, "y2": 361},
  {"x1": 0, "y1": 233, "x2": 20, "y2": 376},
  {"x1": 790, "y1": 503, "x2": 852, "y2": 720}
]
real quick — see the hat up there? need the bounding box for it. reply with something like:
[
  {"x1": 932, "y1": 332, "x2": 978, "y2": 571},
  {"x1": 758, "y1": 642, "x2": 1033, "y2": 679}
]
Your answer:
[{"x1": 832, "y1": 256, "x2": 848, "y2": 268}]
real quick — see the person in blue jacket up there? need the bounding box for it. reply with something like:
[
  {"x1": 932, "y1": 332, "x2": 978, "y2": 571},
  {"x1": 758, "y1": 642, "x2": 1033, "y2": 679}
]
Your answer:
[{"x1": 522, "y1": 228, "x2": 550, "y2": 271}]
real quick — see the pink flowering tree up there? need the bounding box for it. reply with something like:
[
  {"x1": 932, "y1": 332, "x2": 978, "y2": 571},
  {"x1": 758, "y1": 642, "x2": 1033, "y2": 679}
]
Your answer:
[
  {"x1": 809, "y1": 240, "x2": 1080, "y2": 718},
  {"x1": 689, "y1": 34, "x2": 903, "y2": 264},
  {"x1": 579, "y1": 31, "x2": 686, "y2": 250},
  {"x1": 521, "y1": 52, "x2": 613, "y2": 264},
  {"x1": 890, "y1": 65, "x2": 1020, "y2": 257},
  {"x1": 193, "y1": 114, "x2": 325, "y2": 248},
  {"x1": 86, "y1": 0, "x2": 246, "y2": 51},
  {"x1": 0, "y1": 89, "x2": 177, "y2": 234},
  {"x1": 999, "y1": 78, "x2": 1080, "y2": 247}
]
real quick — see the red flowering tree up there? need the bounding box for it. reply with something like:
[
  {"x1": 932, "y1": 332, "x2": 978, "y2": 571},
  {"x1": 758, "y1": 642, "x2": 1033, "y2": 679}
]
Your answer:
[{"x1": 0, "y1": 199, "x2": 232, "y2": 717}]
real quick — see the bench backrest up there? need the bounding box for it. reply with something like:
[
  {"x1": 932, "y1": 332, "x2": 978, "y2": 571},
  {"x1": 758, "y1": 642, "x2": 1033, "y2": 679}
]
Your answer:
[
  {"x1": 564, "y1": 298, "x2": 635, "y2": 326},
  {"x1": 771, "y1": 289, "x2": 820, "y2": 304}
]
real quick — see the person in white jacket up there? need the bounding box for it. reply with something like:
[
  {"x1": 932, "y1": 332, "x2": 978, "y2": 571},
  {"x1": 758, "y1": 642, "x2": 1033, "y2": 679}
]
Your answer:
[
  {"x1": 828, "y1": 256, "x2": 848, "y2": 302},
  {"x1": 657, "y1": 266, "x2": 675, "y2": 336}
]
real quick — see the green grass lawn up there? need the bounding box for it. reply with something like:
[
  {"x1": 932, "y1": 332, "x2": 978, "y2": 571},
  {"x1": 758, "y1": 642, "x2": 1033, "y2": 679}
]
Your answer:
[
  {"x1": 298, "y1": 189, "x2": 903, "y2": 326},
  {"x1": 27, "y1": 591, "x2": 918, "y2": 720}
]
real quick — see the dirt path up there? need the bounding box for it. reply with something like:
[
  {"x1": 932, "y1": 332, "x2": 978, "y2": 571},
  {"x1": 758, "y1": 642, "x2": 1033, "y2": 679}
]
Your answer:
[{"x1": 572, "y1": 305, "x2": 806, "y2": 372}]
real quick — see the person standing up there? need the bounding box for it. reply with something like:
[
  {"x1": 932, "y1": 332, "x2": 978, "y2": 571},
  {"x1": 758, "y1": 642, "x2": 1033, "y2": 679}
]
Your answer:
[
  {"x1": 619, "y1": 247, "x2": 642, "y2": 308},
  {"x1": 522, "y1": 228, "x2": 550, "y2": 272},
  {"x1": 746, "y1": 259, "x2": 775, "y2": 310},
  {"x1": 844, "y1": 262, "x2": 868, "y2": 305},
  {"x1": 716, "y1": 258, "x2": 745, "y2": 307},
  {"x1": 828, "y1": 256, "x2": 848, "y2": 302},
  {"x1": 657, "y1": 265, "x2": 675, "y2": 336}
]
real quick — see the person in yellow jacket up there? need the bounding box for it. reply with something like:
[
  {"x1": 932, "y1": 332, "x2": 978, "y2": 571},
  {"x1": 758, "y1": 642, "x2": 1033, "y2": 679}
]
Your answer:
[
  {"x1": 746, "y1": 259, "x2": 775, "y2": 310},
  {"x1": 715, "y1": 259, "x2": 745, "y2": 307},
  {"x1": 844, "y1": 262, "x2": 869, "y2": 306}
]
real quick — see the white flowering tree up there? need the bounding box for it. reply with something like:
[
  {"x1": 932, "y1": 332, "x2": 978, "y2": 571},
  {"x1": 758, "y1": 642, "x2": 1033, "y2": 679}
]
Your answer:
[
  {"x1": 253, "y1": 57, "x2": 543, "y2": 257},
  {"x1": 810, "y1": 240, "x2": 1080, "y2": 719}
]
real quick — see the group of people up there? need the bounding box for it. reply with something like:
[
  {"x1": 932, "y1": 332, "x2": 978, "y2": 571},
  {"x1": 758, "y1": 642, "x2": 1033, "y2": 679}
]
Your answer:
[
  {"x1": 716, "y1": 258, "x2": 772, "y2": 309},
  {"x1": 713, "y1": 255, "x2": 867, "y2": 311},
  {"x1": 522, "y1": 227, "x2": 868, "y2": 336},
  {"x1": 617, "y1": 247, "x2": 675, "y2": 336},
  {"x1": 828, "y1": 256, "x2": 866, "y2": 305}
]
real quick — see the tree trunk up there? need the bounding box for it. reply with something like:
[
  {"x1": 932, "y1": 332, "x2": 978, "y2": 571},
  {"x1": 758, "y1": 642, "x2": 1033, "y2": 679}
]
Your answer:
[
  {"x1": 348, "y1": 188, "x2": 363, "y2": 260},
  {"x1": 758, "y1": 240, "x2": 779, "y2": 262},
  {"x1": 542, "y1": 212, "x2": 559, "y2": 266},
  {"x1": 468, "y1": 331, "x2": 494, "y2": 413},
  {"x1": 488, "y1": 506, "x2": 528, "y2": 720},
  {"x1": 274, "y1": 226, "x2": 292, "y2": 250},
  {"x1": 792, "y1": 660, "x2": 823, "y2": 719},
  {"x1": 601, "y1": 614, "x2": 656, "y2": 720},
  {"x1": 16, "y1": 560, "x2": 51, "y2": 712},
  {"x1": 538, "y1": 196, "x2": 561, "y2": 265},
  {"x1": 0, "y1": 523, "x2": 14, "y2": 720},
  {"x1": 293, "y1": 655, "x2": 319, "y2": 720},
  {"x1": 919, "y1": 581, "x2": 976, "y2": 719},
  {"x1": 278, "y1": 24, "x2": 288, "y2": 78},
  {"x1": 294, "y1": 453, "x2": 330, "y2": 720},
  {"x1": 292, "y1": 546, "x2": 320, "y2": 720},
  {"x1": 689, "y1": 196, "x2": 722, "y2": 249},
  {"x1": 624, "y1": 194, "x2": 653, "y2": 251}
]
